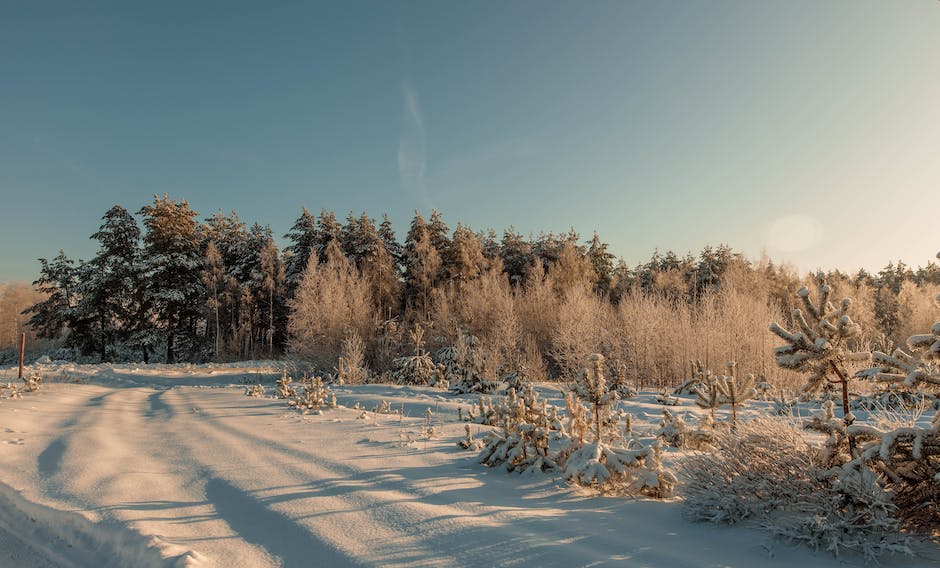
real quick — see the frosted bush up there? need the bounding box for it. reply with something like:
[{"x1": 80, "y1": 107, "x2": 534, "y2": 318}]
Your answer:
[{"x1": 680, "y1": 417, "x2": 908, "y2": 559}]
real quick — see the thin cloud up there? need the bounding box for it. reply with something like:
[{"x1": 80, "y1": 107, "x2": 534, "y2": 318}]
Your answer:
[{"x1": 398, "y1": 82, "x2": 429, "y2": 207}]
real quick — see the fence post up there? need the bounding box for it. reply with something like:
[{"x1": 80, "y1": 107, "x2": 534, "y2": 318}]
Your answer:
[{"x1": 18, "y1": 333, "x2": 26, "y2": 380}]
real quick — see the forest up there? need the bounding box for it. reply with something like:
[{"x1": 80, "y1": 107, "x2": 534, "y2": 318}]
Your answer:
[{"x1": 4, "y1": 194, "x2": 939, "y2": 394}]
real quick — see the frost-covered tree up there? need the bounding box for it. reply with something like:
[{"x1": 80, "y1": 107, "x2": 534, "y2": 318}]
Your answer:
[
  {"x1": 561, "y1": 354, "x2": 677, "y2": 496},
  {"x1": 573, "y1": 354, "x2": 619, "y2": 444},
  {"x1": 478, "y1": 385, "x2": 557, "y2": 473},
  {"x1": 287, "y1": 239, "x2": 375, "y2": 367},
  {"x1": 288, "y1": 375, "x2": 338, "y2": 414}
]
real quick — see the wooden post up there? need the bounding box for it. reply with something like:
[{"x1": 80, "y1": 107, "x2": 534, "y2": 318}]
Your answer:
[{"x1": 18, "y1": 333, "x2": 25, "y2": 380}]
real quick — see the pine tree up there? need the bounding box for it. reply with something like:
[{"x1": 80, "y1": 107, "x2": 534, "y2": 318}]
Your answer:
[
  {"x1": 24, "y1": 251, "x2": 78, "y2": 345},
  {"x1": 139, "y1": 195, "x2": 206, "y2": 363},
  {"x1": 282, "y1": 207, "x2": 318, "y2": 295},
  {"x1": 402, "y1": 212, "x2": 442, "y2": 315},
  {"x1": 447, "y1": 223, "x2": 486, "y2": 284},
  {"x1": 586, "y1": 232, "x2": 614, "y2": 295},
  {"x1": 500, "y1": 227, "x2": 533, "y2": 287},
  {"x1": 75, "y1": 205, "x2": 143, "y2": 360}
]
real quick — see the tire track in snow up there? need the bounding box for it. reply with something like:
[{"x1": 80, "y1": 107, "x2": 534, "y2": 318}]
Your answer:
[
  {"x1": 205, "y1": 477, "x2": 359, "y2": 567},
  {"x1": 167, "y1": 389, "x2": 591, "y2": 568},
  {"x1": 166, "y1": 388, "x2": 467, "y2": 567},
  {"x1": 39, "y1": 387, "x2": 263, "y2": 567}
]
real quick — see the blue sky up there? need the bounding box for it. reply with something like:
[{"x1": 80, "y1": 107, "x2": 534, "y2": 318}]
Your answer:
[{"x1": 2, "y1": 1, "x2": 938, "y2": 282}]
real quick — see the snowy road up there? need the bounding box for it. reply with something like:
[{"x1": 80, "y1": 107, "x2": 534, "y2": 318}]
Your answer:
[{"x1": 1, "y1": 365, "x2": 937, "y2": 567}]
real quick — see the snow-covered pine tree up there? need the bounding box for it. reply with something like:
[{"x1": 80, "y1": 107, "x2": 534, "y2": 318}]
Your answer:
[
  {"x1": 769, "y1": 272, "x2": 869, "y2": 444},
  {"x1": 402, "y1": 214, "x2": 443, "y2": 316},
  {"x1": 76, "y1": 205, "x2": 143, "y2": 361},
  {"x1": 446, "y1": 223, "x2": 486, "y2": 284},
  {"x1": 288, "y1": 375, "x2": 337, "y2": 414},
  {"x1": 391, "y1": 325, "x2": 444, "y2": 386},
  {"x1": 478, "y1": 386, "x2": 556, "y2": 473},
  {"x1": 24, "y1": 251, "x2": 78, "y2": 350},
  {"x1": 138, "y1": 195, "x2": 206, "y2": 363},
  {"x1": 852, "y1": 291, "x2": 940, "y2": 532},
  {"x1": 275, "y1": 370, "x2": 295, "y2": 399},
  {"x1": 499, "y1": 227, "x2": 534, "y2": 287},
  {"x1": 442, "y1": 331, "x2": 498, "y2": 394},
  {"x1": 562, "y1": 354, "x2": 677, "y2": 496},
  {"x1": 693, "y1": 373, "x2": 720, "y2": 420},
  {"x1": 586, "y1": 232, "x2": 615, "y2": 295},
  {"x1": 714, "y1": 362, "x2": 756, "y2": 427},
  {"x1": 282, "y1": 207, "x2": 318, "y2": 297}
]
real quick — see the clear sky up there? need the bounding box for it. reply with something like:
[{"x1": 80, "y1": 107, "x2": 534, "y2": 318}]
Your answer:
[{"x1": 2, "y1": 1, "x2": 938, "y2": 282}]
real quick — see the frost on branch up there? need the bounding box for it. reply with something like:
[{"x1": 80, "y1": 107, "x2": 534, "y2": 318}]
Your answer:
[
  {"x1": 769, "y1": 273, "x2": 868, "y2": 451},
  {"x1": 848, "y1": 295, "x2": 940, "y2": 533},
  {"x1": 852, "y1": 412, "x2": 940, "y2": 533},
  {"x1": 857, "y1": 296, "x2": 940, "y2": 391}
]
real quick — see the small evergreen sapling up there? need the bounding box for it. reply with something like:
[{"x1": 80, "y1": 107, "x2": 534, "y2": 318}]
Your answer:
[
  {"x1": 244, "y1": 384, "x2": 265, "y2": 397},
  {"x1": 275, "y1": 370, "x2": 296, "y2": 399},
  {"x1": 288, "y1": 375, "x2": 338, "y2": 414},
  {"x1": 392, "y1": 325, "x2": 445, "y2": 386},
  {"x1": 478, "y1": 387, "x2": 556, "y2": 473},
  {"x1": 562, "y1": 354, "x2": 676, "y2": 496},
  {"x1": 714, "y1": 362, "x2": 756, "y2": 427},
  {"x1": 770, "y1": 272, "x2": 868, "y2": 448}
]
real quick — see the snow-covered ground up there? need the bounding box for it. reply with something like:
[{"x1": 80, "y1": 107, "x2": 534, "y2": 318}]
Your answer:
[{"x1": 1, "y1": 362, "x2": 937, "y2": 567}]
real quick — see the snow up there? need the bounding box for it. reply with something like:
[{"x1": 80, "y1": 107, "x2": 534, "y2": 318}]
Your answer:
[{"x1": 0, "y1": 361, "x2": 937, "y2": 567}]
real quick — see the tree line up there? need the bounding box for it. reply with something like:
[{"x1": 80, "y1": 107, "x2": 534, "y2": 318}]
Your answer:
[{"x1": 19, "y1": 195, "x2": 940, "y2": 386}]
